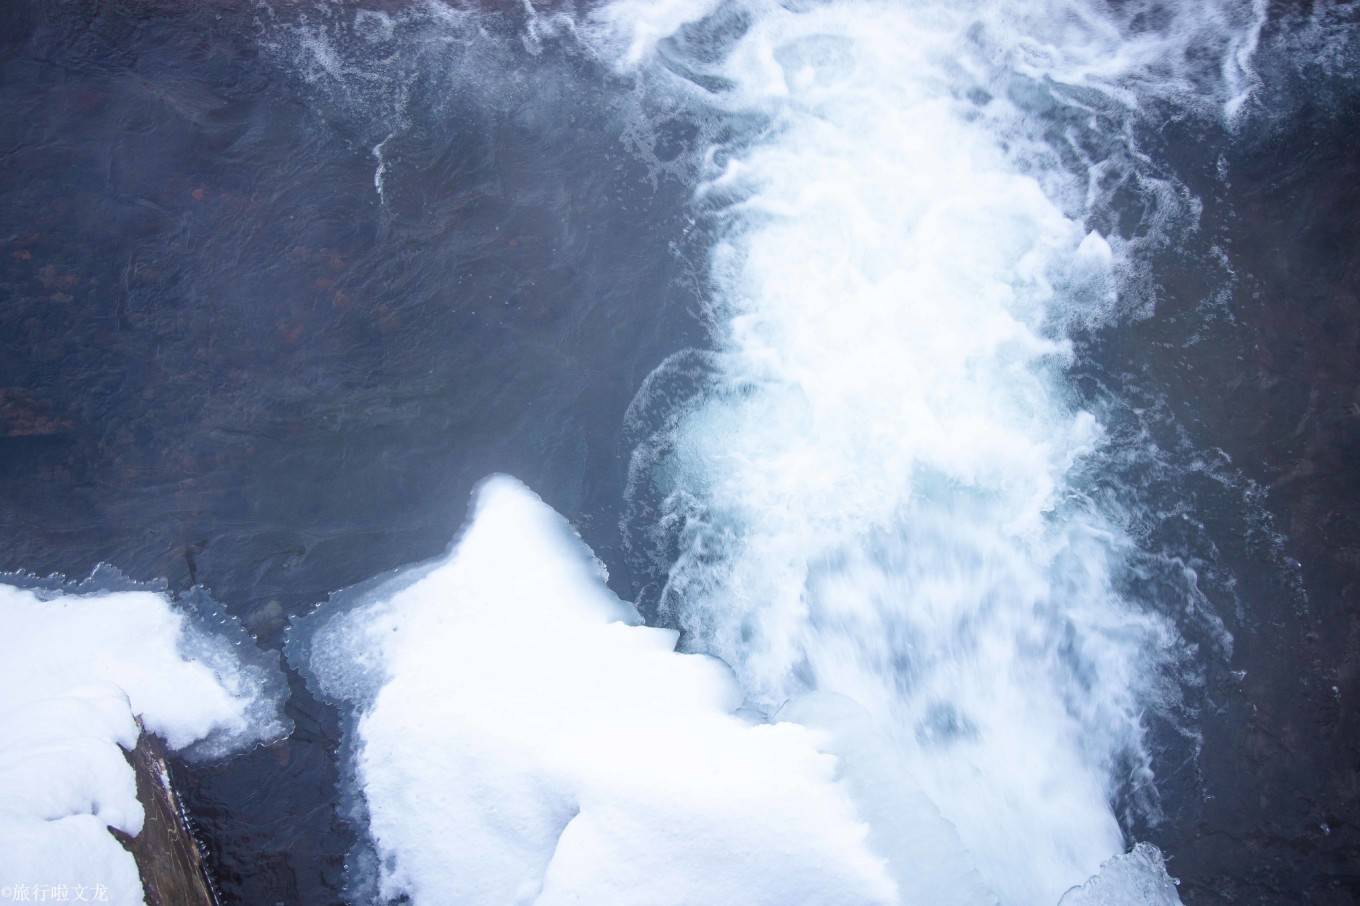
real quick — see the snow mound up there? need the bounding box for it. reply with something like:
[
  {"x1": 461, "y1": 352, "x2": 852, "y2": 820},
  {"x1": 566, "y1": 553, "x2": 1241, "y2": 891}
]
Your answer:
[{"x1": 292, "y1": 475, "x2": 896, "y2": 905}]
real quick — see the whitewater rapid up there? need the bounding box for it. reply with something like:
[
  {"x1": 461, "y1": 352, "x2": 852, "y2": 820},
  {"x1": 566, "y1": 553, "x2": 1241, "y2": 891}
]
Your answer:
[
  {"x1": 277, "y1": 0, "x2": 1279, "y2": 903},
  {"x1": 607, "y1": 0, "x2": 1266, "y2": 901}
]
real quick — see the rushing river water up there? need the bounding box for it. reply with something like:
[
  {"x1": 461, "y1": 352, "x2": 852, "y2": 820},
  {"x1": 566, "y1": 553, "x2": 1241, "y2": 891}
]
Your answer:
[{"x1": 1, "y1": 1, "x2": 1357, "y2": 904}]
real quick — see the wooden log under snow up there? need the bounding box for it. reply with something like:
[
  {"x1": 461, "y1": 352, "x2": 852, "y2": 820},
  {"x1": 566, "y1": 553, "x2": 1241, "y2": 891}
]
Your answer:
[{"x1": 110, "y1": 726, "x2": 218, "y2": 906}]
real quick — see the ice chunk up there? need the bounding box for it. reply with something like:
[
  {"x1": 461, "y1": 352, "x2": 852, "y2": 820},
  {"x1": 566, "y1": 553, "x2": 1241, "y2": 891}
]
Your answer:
[
  {"x1": 1059, "y1": 843, "x2": 1184, "y2": 906},
  {"x1": 291, "y1": 475, "x2": 897, "y2": 906}
]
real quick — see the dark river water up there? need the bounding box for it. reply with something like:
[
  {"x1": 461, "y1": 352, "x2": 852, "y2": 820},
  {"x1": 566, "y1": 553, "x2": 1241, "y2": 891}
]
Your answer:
[{"x1": 1, "y1": 1, "x2": 1356, "y2": 904}]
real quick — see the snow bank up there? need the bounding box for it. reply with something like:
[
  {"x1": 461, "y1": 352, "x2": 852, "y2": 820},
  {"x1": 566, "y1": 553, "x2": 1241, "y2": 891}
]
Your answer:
[
  {"x1": 292, "y1": 475, "x2": 896, "y2": 905},
  {"x1": 0, "y1": 581, "x2": 289, "y2": 906}
]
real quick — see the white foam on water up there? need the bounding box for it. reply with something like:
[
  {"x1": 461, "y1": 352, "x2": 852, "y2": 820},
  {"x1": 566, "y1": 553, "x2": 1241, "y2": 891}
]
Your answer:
[
  {"x1": 591, "y1": 0, "x2": 726, "y2": 68},
  {"x1": 293, "y1": 476, "x2": 897, "y2": 905},
  {"x1": 1222, "y1": 0, "x2": 1270, "y2": 124},
  {"x1": 0, "y1": 581, "x2": 288, "y2": 906},
  {"x1": 590, "y1": 0, "x2": 1277, "y2": 902}
]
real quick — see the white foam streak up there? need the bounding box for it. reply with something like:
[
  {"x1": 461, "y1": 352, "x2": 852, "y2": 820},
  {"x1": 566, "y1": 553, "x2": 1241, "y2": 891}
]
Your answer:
[
  {"x1": 1223, "y1": 0, "x2": 1270, "y2": 124},
  {"x1": 590, "y1": 0, "x2": 725, "y2": 68}
]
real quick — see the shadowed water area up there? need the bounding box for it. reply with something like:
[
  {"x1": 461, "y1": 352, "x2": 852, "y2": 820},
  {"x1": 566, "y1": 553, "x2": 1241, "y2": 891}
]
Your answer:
[
  {"x1": 1, "y1": 2, "x2": 702, "y2": 900},
  {"x1": 0, "y1": 1, "x2": 1356, "y2": 904}
]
